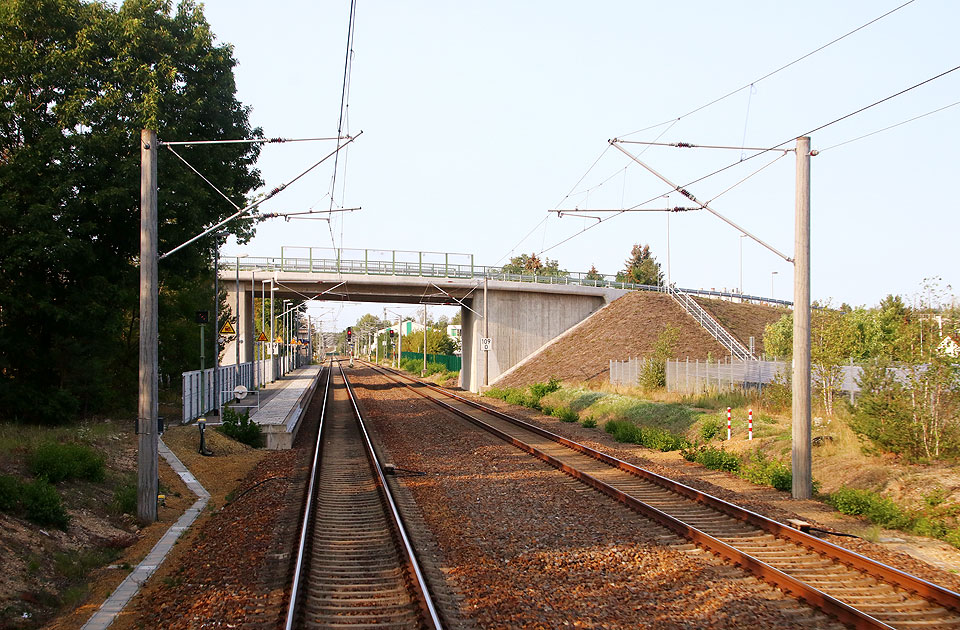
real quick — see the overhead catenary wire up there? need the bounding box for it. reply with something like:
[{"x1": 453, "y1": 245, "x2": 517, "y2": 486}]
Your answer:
[
  {"x1": 618, "y1": 0, "x2": 918, "y2": 138},
  {"x1": 547, "y1": 60, "x2": 960, "y2": 256},
  {"x1": 614, "y1": 140, "x2": 793, "y2": 153},
  {"x1": 159, "y1": 136, "x2": 348, "y2": 146},
  {"x1": 165, "y1": 144, "x2": 241, "y2": 210},
  {"x1": 160, "y1": 133, "x2": 362, "y2": 260},
  {"x1": 328, "y1": 0, "x2": 359, "y2": 249},
  {"x1": 609, "y1": 141, "x2": 793, "y2": 261},
  {"x1": 818, "y1": 99, "x2": 960, "y2": 153}
]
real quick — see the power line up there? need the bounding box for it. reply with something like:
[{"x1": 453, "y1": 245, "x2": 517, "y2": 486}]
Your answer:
[
  {"x1": 541, "y1": 61, "x2": 960, "y2": 257},
  {"x1": 328, "y1": 0, "x2": 359, "y2": 252},
  {"x1": 818, "y1": 99, "x2": 960, "y2": 153},
  {"x1": 159, "y1": 136, "x2": 347, "y2": 146},
  {"x1": 618, "y1": 0, "x2": 918, "y2": 137},
  {"x1": 614, "y1": 140, "x2": 793, "y2": 153}
]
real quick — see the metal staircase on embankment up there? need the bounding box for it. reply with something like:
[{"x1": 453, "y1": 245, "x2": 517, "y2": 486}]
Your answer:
[{"x1": 666, "y1": 287, "x2": 755, "y2": 361}]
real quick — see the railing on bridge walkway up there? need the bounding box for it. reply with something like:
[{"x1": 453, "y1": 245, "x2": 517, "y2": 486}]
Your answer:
[
  {"x1": 181, "y1": 348, "x2": 308, "y2": 422},
  {"x1": 225, "y1": 247, "x2": 793, "y2": 308}
]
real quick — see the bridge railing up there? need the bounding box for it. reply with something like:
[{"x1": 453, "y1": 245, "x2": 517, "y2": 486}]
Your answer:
[{"x1": 222, "y1": 249, "x2": 793, "y2": 307}]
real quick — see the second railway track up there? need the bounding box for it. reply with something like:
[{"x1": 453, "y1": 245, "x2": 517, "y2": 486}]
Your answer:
[{"x1": 362, "y1": 360, "x2": 960, "y2": 630}]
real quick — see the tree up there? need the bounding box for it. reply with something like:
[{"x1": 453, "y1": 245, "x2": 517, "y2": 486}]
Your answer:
[
  {"x1": 0, "y1": 0, "x2": 263, "y2": 421},
  {"x1": 616, "y1": 243, "x2": 663, "y2": 287},
  {"x1": 585, "y1": 264, "x2": 603, "y2": 283},
  {"x1": 501, "y1": 252, "x2": 568, "y2": 277},
  {"x1": 401, "y1": 327, "x2": 456, "y2": 356}
]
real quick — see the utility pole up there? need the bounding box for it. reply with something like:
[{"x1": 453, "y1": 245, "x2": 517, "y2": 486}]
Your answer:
[
  {"x1": 422, "y1": 305, "x2": 428, "y2": 376},
  {"x1": 137, "y1": 130, "x2": 159, "y2": 523},
  {"x1": 792, "y1": 136, "x2": 812, "y2": 500},
  {"x1": 213, "y1": 245, "x2": 219, "y2": 415},
  {"x1": 269, "y1": 278, "x2": 275, "y2": 380}
]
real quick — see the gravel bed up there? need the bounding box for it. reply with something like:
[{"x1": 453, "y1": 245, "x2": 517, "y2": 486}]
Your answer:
[
  {"x1": 464, "y1": 390, "x2": 960, "y2": 595},
  {"x1": 112, "y1": 387, "x2": 323, "y2": 630},
  {"x1": 352, "y1": 368, "x2": 844, "y2": 629}
]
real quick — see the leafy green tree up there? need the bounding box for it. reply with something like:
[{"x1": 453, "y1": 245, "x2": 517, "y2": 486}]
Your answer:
[
  {"x1": 0, "y1": 0, "x2": 262, "y2": 421},
  {"x1": 501, "y1": 253, "x2": 568, "y2": 277},
  {"x1": 616, "y1": 243, "x2": 663, "y2": 287},
  {"x1": 401, "y1": 327, "x2": 456, "y2": 356},
  {"x1": 763, "y1": 313, "x2": 793, "y2": 359},
  {"x1": 585, "y1": 264, "x2": 603, "y2": 283}
]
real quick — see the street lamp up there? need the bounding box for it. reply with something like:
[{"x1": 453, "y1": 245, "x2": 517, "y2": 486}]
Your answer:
[{"x1": 739, "y1": 234, "x2": 747, "y2": 299}]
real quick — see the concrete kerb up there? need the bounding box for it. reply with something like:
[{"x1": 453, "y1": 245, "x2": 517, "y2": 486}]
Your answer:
[{"x1": 81, "y1": 439, "x2": 209, "y2": 630}]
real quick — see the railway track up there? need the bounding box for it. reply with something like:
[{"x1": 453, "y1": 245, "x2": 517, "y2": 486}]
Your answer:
[
  {"x1": 284, "y1": 360, "x2": 443, "y2": 630},
  {"x1": 362, "y1": 361, "x2": 960, "y2": 630}
]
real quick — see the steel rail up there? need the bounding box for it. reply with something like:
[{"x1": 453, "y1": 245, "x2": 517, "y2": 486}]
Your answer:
[
  {"x1": 365, "y1": 361, "x2": 960, "y2": 629},
  {"x1": 338, "y1": 362, "x2": 444, "y2": 630},
  {"x1": 284, "y1": 362, "x2": 332, "y2": 630}
]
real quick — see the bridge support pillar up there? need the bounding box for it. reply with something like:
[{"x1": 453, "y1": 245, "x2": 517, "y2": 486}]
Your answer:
[
  {"x1": 225, "y1": 287, "x2": 255, "y2": 365},
  {"x1": 461, "y1": 288, "x2": 609, "y2": 393}
]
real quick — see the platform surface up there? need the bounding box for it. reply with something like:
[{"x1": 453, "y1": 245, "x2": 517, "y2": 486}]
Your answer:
[{"x1": 250, "y1": 364, "x2": 322, "y2": 426}]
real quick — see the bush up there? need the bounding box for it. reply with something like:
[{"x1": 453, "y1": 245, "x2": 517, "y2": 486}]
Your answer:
[
  {"x1": 28, "y1": 442, "x2": 105, "y2": 483},
  {"x1": 0, "y1": 474, "x2": 22, "y2": 512},
  {"x1": 826, "y1": 487, "x2": 911, "y2": 529},
  {"x1": 698, "y1": 417, "x2": 724, "y2": 441},
  {"x1": 552, "y1": 406, "x2": 579, "y2": 423},
  {"x1": 219, "y1": 407, "x2": 262, "y2": 448},
  {"x1": 605, "y1": 420, "x2": 687, "y2": 452},
  {"x1": 529, "y1": 378, "x2": 561, "y2": 403},
  {"x1": 740, "y1": 451, "x2": 791, "y2": 491},
  {"x1": 22, "y1": 478, "x2": 70, "y2": 529},
  {"x1": 681, "y1": 445, "x2": 740, "y2": 472},
  {"x1": 111, "y1": 482, "x2": 137, "y2": 515},
  {"x1": 581, "y1": 417, "x2": 597, "y2": 428}
]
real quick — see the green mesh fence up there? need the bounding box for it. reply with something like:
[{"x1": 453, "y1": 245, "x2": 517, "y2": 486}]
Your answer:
[{"x1": 400, "y1": 351, "x2": 462, "y2": 372}]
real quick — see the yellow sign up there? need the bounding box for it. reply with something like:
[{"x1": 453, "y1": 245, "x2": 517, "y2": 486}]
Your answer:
[
  {"x1": 256, "y1": 332, "x2": 268, "y2": 342},
  {"x1": 275, "y1": 336, "x2": 283, "y2": 344},
  {"x1": 219, "y1": 320, "x2": 236, "y2": 335}
]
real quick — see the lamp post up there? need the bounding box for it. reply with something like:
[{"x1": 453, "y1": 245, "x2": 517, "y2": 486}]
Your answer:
[
  {"x1": 739, "y1": 234, "x2": 747, "y2": 300},
  {"x1": 283, "y1": 299, "x2": 291, "y2": 374}
]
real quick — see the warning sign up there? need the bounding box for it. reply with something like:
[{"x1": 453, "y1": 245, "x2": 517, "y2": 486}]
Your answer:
[
  {"x1": 219, "y1": 320, "x2": 236, "y2": 335},
  {"x1": 256, "y1": 331, "x2": 268, "y2": 342},
  {"x1": 275, "y1": 336, "x2": 283, "y2": 344}
]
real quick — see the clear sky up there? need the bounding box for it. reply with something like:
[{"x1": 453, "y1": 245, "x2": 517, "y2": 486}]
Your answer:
[{"x1": 188, "y1": 0, "x2": 959, "y2": 330}]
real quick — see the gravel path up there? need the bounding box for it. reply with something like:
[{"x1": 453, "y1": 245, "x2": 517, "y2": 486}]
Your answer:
[{"x1": 352, "y1": 367, "x2": 844, "y2": 629}]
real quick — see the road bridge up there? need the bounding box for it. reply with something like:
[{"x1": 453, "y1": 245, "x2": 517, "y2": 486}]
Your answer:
[{"x1": 218, "y1": 248, "x2": 629, "y2": 392}]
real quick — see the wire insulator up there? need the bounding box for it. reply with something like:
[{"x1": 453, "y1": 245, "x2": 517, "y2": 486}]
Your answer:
[
  {"x1": 676, "y1": 142, "x2": 693, "y2": 148},
  {"x1": 679, "y1": 188, "x2": 697, "y2": 202}
]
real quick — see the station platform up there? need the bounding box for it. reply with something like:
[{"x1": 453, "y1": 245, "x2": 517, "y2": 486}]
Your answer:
[{"x1": 248, "y1": 364, "x2": 323, "y2": 449}]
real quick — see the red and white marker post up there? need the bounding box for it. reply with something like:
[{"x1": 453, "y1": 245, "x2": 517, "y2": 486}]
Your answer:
[
  {"x1": 726, "y1": 407, "x2": 732, "y2": 440},
  {"x1": 748, "y1": 408, "x2": 753, "y2": 440}
]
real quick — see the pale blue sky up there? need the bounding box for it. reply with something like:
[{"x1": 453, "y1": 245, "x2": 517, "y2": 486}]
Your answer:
[{"x1": 189, "y1": 1, "x2": 959, "y2": 329}]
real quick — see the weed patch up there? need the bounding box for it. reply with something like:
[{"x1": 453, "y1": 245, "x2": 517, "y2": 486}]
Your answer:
[
  {"x1": 218, "y1": 407, "x2": 262, "y2": 448},
  {"x1": 604, "y1": 420, "x2": 688, "y2": 451},
  {"x1": 27, "y1": 442, "x2": 105, "y2": 483},
  {"x1": 21, "y1": 478, "x2": 70, "y2": 529}
]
